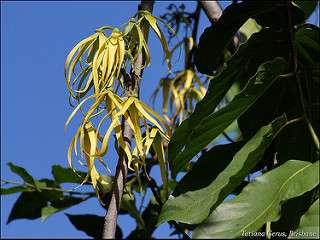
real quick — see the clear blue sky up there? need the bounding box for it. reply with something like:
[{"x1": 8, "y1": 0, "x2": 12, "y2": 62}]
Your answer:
[{"x1": 1, "y1": 1, "x2": 318, "y2": 239}]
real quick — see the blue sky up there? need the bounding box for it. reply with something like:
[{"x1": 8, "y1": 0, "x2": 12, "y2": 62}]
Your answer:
[{"x1": 1, "y1": 1, "x2": 318, "y2": 239}]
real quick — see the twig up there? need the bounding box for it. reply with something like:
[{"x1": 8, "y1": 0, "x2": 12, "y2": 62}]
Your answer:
[
  {"x1": 286, "y1": 2, "x2": 319, "y2": 149},
  {"x1": 102, "y1": 1, "x2": 155, "y2": 239},
  {"x1": 1, "y1": 179, "x2": 94, "y2": 196},
  {"x1": 186, "y1": 2, "x2": 201, "y2": 70},
  {"x1": 144, "y1": 171, "x2": 191, "y2": 239},
  {"x1": 222, "y1": 132, "x2": 235, "y2": 143}
]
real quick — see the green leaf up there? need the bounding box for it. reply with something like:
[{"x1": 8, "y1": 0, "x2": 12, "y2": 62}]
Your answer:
[
  {"x1": 52, "y1": 165, "x2": 87, "y2": 184},
  {"x1": 192, "y1": 160, "x2": 319, "y2": 239},
  {"x1": 289, "y1": 199, "x2": 320, "y2": 239},
  {"x1": 7, "y1": 162, "x2": 37, "y2": 187},
  {"x1": 170, "y1": 58, "x2": 287, "y2": 177},
  {"x1": 41, "y1": 196, "x2": 87, "y2": 221},
  {"x1": 238, "y1": 77, "x2": 285, "y2": 140},
  {"x1": 254, "y1": 3, "x2": 305, "y2": 28},
  {"x1": 158, "y1": 116, "x2": 287, "y2": 225},
  {"x1": 173, "y1": 141, "x2": 245, "y2": 196},
  {"x1": 66, "y1": 214, "x2": 123, "y2": 239},
  {"x1": 277, "y1": 121, "x2": 318, "y2": 164},
  {"x1": 7, "y1": 191, "x2": 47, "y2": 223},
  {"x1": 1, "y1": 186, "x2": 29, "y2": 195}
]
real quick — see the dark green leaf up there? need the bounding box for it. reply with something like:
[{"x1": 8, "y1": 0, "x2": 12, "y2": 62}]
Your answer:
[
  {"x1": 195, "y1": 1, "x2": 279, "y2": 74},
  {"x1": 7, "y1": 191, "x2": 47, "y2": 223},
  {"x1": 254, "y1": 3, "x2": 304, "y2": 28},
  {"x1": 238, "y1": 79, "x2": 284, "y2": 140},
  {"x1": 170, "y1": 58, "x2": 287, "y2": 177},
  {"x1": 295, "y1": 26, "x2": 320, "y2": 65},
  {"x1": 158, "y1": 116, "x2": 287, "y2": 225},
  {"x1": 192, "y1": 160, "x2": 319, "y2": 238},
  {"x1": 52, "y1": 165, "x2": 87, "y2": 184},
  {"x1": 66, "y1": 214, "x2": 123, "y2": 239},
  {"x1": 173, "y1": 141, "x2": 244, "y2": 196},
  {"x1": 277, "y1": 121, "x2": 318, "y2": 164},
  {"x1": 289, "y1": 198, "x2": 320, "y2": 239},
  {"x1": 7, "y1": 162, "x2": 37, "y2": 187}
]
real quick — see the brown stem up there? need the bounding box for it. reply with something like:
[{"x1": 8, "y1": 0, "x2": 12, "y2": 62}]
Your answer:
[
  {"x1": 102, "y1": 1, "x2": 154, "y2": 239},
  {"x1": 198, "y1": 0, "x2": 222, "y2": 23},
  {"x1": 198, "y1": 0, "x2": 239, "y2": 51},
  {"x1": 144, "y1": 171, "x2": 191, "y2": 239}
]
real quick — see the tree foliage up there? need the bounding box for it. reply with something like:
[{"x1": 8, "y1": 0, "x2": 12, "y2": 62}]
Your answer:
[{"x1": 2, "y1": 1, "x2": 319, "y2": 239}]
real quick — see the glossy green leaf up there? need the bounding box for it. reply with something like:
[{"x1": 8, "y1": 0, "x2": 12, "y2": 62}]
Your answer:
[
  {"x1": 52, "y1": 165, "x2": 87, "y2": 184},
  {"x1": 173, "y1": 141, "x2": 244, "y2": 196},
  {"x1": 289, "y1": 199, "x2": 320, "y2": 239},
  {"x1": 193, "y1": 160, "x2": 319, "y2": 239},
  {"x1": 170, "y1": 58, "x2": 286, "y2": 177},
  {"x1": 7, "y1": 192, "x2": 47, "y2": 223},
  {"x1": 66, "y1": 214, "x2": 123, "y2": 239},
  {"x1": 159, "y1": 116, "x2": 287, "y2": 225}
]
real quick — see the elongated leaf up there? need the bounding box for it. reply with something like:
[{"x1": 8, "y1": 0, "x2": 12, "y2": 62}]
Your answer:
[
  {"x1": 193, "y1": 160, "x2": 319, "y2": 239},
  {"x1": 66, "y1": 214, "x2": 123, "y2": 239},
  {"x1": 289, "y1": 199, "x2": 319, "y2": 239},
  {"x1": 7, "y1": 192, "x2": 47, "y2": 223},
  {"x1": 52, "y1": 165, "x2": 87, "y2": 184},
  {"x1": 170, "y1": 58, "x2": 286, "y2": 176},
  {"x1": 159, "y1": 116, "x2": 287, "y2": 225},
  {"x1": 7, "y1": 162, "x2": 37, "y2": 187},
  {"x1": 173, "y1": 141, "x2": 244, "y2": 196}
]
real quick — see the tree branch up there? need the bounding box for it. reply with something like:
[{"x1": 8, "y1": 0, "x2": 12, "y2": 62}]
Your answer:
[
  {"x1": 198, "y1": 0, "x2": 222, "y2": 23},
  {"x1": 198, "y1": 0, "x2": 239, "y2": 50},
  {"x1": 102, "y1": 1, "x2": 155, "y2": 239}
]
